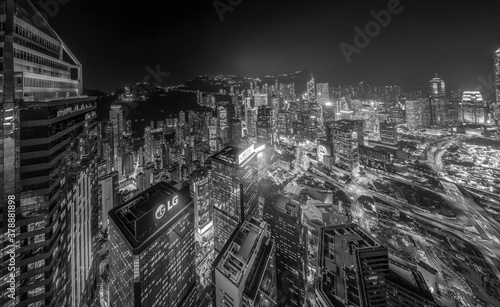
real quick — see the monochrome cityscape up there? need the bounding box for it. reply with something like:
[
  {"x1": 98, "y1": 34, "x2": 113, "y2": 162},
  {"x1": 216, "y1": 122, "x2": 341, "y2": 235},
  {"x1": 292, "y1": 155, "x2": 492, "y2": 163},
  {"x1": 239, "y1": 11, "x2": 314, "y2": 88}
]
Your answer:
[{"x1": 1, "y1": 1, "x2": 500, "y2": 307}]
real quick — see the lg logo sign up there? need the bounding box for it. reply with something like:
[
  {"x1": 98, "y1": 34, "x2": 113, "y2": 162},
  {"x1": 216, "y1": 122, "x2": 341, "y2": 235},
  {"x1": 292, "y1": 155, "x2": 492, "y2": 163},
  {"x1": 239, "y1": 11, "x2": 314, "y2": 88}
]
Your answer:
[{"x1": 155, "y1": 196, "x2": 179, "y2": 220}]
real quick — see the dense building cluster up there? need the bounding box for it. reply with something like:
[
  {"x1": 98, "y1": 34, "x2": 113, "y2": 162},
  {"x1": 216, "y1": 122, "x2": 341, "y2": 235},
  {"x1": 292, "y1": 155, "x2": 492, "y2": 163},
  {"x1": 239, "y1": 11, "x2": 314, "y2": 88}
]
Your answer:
[{"x1": 2, "y1": 2, "x2": 500, "y2": 307}]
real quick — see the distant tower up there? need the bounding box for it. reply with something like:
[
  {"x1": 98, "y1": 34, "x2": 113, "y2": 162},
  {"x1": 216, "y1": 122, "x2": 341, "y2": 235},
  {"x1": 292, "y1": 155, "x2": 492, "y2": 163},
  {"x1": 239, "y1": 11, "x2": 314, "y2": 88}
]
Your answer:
[
  {"x1": 494, "y1": 48, "x2": 500, "y2": 123},
  {"x1": 307, "y1": 75, "x2": 318, "y2": 104},
  {"x1": 429, "y1": 74, "x2": 446, "y2": 126}
]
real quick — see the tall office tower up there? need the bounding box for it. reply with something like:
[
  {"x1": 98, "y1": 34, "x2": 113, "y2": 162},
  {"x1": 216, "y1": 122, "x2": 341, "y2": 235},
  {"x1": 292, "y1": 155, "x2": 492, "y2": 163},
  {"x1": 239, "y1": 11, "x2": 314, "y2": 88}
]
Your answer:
[
  {"x1": 190, "y1": 169, "x2": 214, "y2": 301},
  {"x1": 316, "y1": 83, "x2": 330, "y2": 105},
  {"x1": 279, "y1": 82, "x2": 296, "y2": 103},
  {"x1": 9, "y1": 97, "x2": 97, "y2": 307},
  {"x1": 322, "y1": 102, "x2": 336, "y2": 124},
  {"x1": 99, "y1": 171, "x2": 119, "y2": 230},
  {"x1": 230, "y1": 119, "x2": 242, "y2": 147},
  {"x1": 124, "y1": 120, "x2": 132, "y2": 135},
  {"x1": 257, "y1": 106, "x2": 273, "y2": 145},
  {"x1": 218, "y1": 106, "x2": 230, "y2": 145},
  {"x1": 144, "y1": 126, "x2": 153, "y2": 163},
  {"x1": 406, "y1": 99, "x2": 426, "y2": 129},
  {"x1": 70, "y1": 158, "x2": 98, "y2": 307},
  {"x1": 276, "y1": 110, "x2": 292, "y2": 141},
  {"x1": 388, "y1": 107, "x2": 405, "y2": 124},
  {"x1": 326, "y1": 120, "x2": 364, "y2": 175},
  {"x1": 461, "y1": 91, "x2": 485, "y2": 125},
  {"x1": 110, "y1": 105, "x2": 124, "y2": 174},
  {"x1": 494, "y1": 48, "x2": 500, "y2": 124},
  {"x1": 379, "y1": 122, "x2": 398, "y2": 144},
  {"x1": 448, "y1": 89, "x2": 462, "y2": 125},
  {"x1": 211, "y1": 145, "x2": 259, "y2": 254},
  {"x1": 316, "y1": 224, "x2": 389, "y2": 307},
  {"x1": 179, "y1": 110, "x2": 186, "y2": 127},
  {"x1": 307, "y1": 76, "x2": 318, "y2": 104},
  {"x1": 108, "y1": 183, "x2": 197, "y2": 307},
  {"x1": 0, "y1": 3, "x2": 96, "y2": 306},
  {"x1": 386, "y1": 259, "x2": 438, "y2": 307},
  {"x1": 213, "y1": 217, "x2": 277, "y2": 307},
  {"x1": 245, "y1": 107, "x2": 258, "y2": 139},
  {"x1": 429, "y1": 74, "x2": 446, "y2": 126},
  {"x1": 263, "y1": 195, "x2": 306, "y2": 307}
]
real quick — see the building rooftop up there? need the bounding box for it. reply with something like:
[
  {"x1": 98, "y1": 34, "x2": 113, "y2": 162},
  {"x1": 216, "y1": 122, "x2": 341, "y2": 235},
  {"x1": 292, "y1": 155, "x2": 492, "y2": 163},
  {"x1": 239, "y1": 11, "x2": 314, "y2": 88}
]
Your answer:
[
  {"x1": 212, "y1": 144, "x2": 255, "y2": 166},
  {"x1": 108, "y1": 182, "x2": 191, "y2": 253},
  {"x1": 389, "y1": 258, "x2": 436, "y2": 303},
  {"x1": 216, "y1": 217, "x2": 272, "y2": 298},
  {"x1": 318, "y1": 224, "x2": 386, "y2": 304}
]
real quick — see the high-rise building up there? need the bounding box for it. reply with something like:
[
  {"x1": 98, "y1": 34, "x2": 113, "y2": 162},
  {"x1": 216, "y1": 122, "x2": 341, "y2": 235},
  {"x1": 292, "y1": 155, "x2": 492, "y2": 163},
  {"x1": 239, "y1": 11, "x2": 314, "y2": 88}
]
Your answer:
[
  {"x1": 405, "y1": 99, "x2": 426, "y2": 129},
  {"x1": 211, "y1": 145, "x2": 259, "y2": 254},
  {"x1": 315, "y1": 224, "x2": 389, "y2": 307},
  {"x1": 429, "y1": 75, "x2": 446, "y2": 126},
  {"x1": 110, "y1": 105, "x2": 124, "y2": 175},
  {"x1": 263, "y1": 195, "x2": 306, "y2": 307},
  {"x1": 70, "y1": 158, "x2": 98, "y2": 307},
  {"x1": 493, "y1": 48, "x2": 500, "y2": 124},
  {"x1": 460, "y1": 91, "x2": 485, "y2": 125},
  {"x1": 99, "y1": 171, "x2": 119, "y2": 230},
  {"x1": 326, "y1": 120, "x2": 364, "y2": 175},
  {"x1": 0, "y1": 2, "x2": 95, "y2": 304},
  {"x1": 448, "y1": 89, "x2": 462, "y2": 125},
  {"x1": 322, "y1": 102, "x2": 337, "y2": 124},
  {"x1": 213, "y1": 217, "x2": 277, "y2": 307},
  {"x1": 386, "y1": 258, "x2": 438, "y2": 307},
  {"x1": 257, "y1": 106, "x2": 273, "y2": 145},
  {"x1": 190, "y1": 169, "x2": 214, "y2": 302},
  {"x1": 379, "y1": 122, "x2": 398, "y2": 144},
  {"x1": 316, "y1": 83, "x2": 330, "y2": 105},
  {"x1": 307, "y1": 76, "x2": 318, "y2": 104},
  {"x1": 108, "y1": 183, "x2": 197, "y2": 307}
]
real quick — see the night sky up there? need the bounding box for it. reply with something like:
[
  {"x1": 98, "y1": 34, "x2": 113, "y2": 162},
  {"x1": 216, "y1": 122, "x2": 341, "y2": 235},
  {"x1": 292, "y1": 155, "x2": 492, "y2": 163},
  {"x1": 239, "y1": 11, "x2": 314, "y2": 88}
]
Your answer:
[{"x1": 37, "y1": 0, "x2": 500, "y2": 93}]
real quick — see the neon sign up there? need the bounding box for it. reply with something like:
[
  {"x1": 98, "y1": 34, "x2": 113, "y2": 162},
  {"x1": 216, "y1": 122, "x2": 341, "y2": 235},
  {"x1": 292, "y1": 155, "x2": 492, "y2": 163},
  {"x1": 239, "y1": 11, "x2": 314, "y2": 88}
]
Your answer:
[{"x1": 155, "y1": 195, "x2": 179, "y2": 219}]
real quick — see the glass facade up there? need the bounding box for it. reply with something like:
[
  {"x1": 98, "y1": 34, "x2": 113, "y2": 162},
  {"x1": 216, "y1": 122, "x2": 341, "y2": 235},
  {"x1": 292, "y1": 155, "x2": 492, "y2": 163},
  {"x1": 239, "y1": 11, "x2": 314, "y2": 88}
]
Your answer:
[
  {"x1": 109, "y1": 183, "x2": 197, "y2": 307},
  {"x1": 212, "y1": 146, "x2": 258, "y2": 254}
]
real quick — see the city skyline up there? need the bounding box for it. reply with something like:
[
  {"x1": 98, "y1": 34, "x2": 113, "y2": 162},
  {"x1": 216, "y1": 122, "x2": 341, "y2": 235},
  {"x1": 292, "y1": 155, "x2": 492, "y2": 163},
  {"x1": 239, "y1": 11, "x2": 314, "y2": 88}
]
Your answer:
[
  {"x1": 2, "y1": 1, "x2": 500, "y2": 307},
  {"x1": 34, "y1": 0, "x2": 500, "y2": 94}
]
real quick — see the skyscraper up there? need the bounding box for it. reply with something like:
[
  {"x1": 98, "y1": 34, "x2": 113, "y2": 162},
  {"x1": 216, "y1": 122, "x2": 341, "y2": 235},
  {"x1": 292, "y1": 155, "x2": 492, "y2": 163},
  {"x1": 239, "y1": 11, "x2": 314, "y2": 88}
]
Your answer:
[
  {"x1": 211, "y1": 145, "x2": 259, "y2": 254},
  {"x1": 316, "y1": 83, "x2": 330, "y2": 105},
  {"x1": 1, "y1": 2, "x2": 94, "y2": 306},
  {"x1": 190, "y1": 169, "x2": 214, "y2": 302},
  {"x1": 108, "y1": 183, "x2": 197, "y2": 307},
  {"x1": 110, "y1": 105, "x2": 124, "y2": 175},
  {"x1": 406, "y1": 99, "x2": 426, "y2": 130},
  {"x1": 429, "y1": 74, "x2": 446, "y2": 126},
  {"x1": 379, "y1": 122, "x2": 398, "y2": 144},
  {"x1": 461, "y1": 91, "x2": 485, "y2": 125},
  {"x1": 326, "y1": 120, "x2": 364, "y2": 175},
  {"x1": 263, "y1": 195, "x2": 306, "y2": 307},
  {"x1": 213, "y1": 217, "x2": 277, "y2": 307},
  {"x1": 316, "y1": 224, "x2": 389, "y2": 307},
  {"x1": 494, "y1": 48, "x2": 500, "y2": 124}
]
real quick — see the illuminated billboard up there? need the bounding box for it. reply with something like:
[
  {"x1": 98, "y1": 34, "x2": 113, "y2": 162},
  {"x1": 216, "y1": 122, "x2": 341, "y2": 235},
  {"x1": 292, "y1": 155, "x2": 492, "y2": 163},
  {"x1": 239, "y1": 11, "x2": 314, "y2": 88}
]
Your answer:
[
  {"x1": 239, "y1": 144, "x2": 255, "y2": 164},
  {"x1": 133, "y1": 185, "x2": 190, "y2": 241}
]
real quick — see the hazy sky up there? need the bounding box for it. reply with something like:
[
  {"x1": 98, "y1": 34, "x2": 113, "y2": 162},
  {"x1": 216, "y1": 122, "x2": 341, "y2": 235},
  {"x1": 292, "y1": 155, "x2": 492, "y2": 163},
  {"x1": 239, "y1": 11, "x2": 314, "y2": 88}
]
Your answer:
[{"x1": 39, "y1": 0, "x2": 500, "y2": 93}]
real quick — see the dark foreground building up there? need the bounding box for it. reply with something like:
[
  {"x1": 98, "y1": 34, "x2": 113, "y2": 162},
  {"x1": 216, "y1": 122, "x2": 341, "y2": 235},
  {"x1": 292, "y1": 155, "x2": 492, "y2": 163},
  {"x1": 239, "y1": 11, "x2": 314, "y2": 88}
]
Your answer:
[{"x1": 108, "y1": 183, "x2": 197, "y2": 307}]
